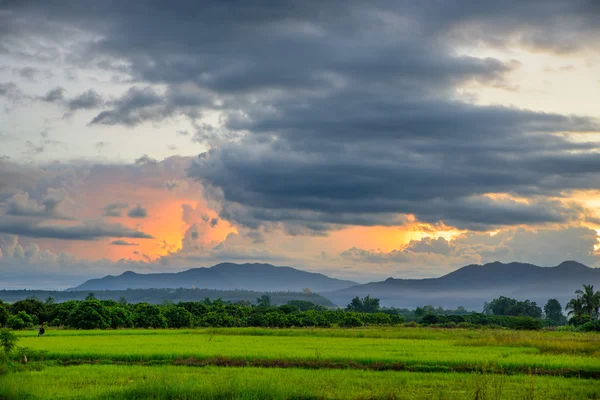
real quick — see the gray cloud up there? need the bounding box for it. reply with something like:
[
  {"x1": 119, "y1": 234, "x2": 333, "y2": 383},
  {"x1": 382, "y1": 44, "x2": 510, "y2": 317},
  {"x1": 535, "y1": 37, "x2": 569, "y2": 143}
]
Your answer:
[
  {"x1": 110, "y1": 239, "x2": 139, "y2": 246},
  {"x1": 3, "y1": 192, "x2": 73, "y2": 220},
  {"x1": 103, "y1": 202, "x2": 128, "y2": 217},
  {"x1": 4, "y1": 0, "x2": 600, "y2": 234},
  {"x1": 66, "y1": 89, "x2": 103, "y2": 112},
  {"x1": 40, "y1": 87, "x2": 65, "y2": 103},
  {"x1": 127, "y1": 204, "x2": 148, "y2": 218},
  {"x1": 0, "y1": 219, "x2": 153, "y2": 240}
]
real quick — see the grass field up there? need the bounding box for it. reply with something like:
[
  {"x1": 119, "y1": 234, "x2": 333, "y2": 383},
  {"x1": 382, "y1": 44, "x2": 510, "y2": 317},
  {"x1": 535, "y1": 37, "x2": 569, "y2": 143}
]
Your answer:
[{"x1": 3, "y1": 327, "x2": 600, "y2": 399}]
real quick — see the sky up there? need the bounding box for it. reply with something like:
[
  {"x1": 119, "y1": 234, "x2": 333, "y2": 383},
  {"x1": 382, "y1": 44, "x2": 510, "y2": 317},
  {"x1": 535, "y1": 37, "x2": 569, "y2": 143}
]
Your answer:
[{"x1": 1, "y1": 0, "x2": 600, "y2": 289}]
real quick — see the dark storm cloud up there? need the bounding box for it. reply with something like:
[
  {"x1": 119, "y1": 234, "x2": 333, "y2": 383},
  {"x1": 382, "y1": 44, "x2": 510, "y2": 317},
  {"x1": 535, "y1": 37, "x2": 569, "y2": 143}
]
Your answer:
[
  {"x1": 127, "y1": 204, "x2": 148, "y2": 219},
  {"x1": 0, "y1": 219, "x2": 154, "y2": 240},
  {"x1": 3, "y1": 0, "x2": 600, "y2": 231},
  {"x1": 103, "y1": 202, "x2": 128, "y2": 217}
]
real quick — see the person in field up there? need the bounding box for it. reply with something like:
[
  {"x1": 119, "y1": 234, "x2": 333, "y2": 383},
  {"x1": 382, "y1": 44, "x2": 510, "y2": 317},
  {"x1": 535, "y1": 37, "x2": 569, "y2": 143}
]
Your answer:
[{"x1": 38, "y1": 325, "x2": 45, "y2": 337}]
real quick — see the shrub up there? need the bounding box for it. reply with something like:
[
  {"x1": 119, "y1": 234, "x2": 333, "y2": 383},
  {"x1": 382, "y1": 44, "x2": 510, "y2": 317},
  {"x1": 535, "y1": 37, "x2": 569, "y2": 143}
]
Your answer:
[
  {"x1": 6, "y1": 316, "x2": 26, "y2": 330},
  {"x1": 576, "y1": 321, "x2": 600, "y2": 332},
  {"x1": 508, "y1": 316, "x2": 543, "y2": 331},
  {"x1": 341, "y1": 313, "x2": 363, "y2": 327},
  {"x1": 421, "y1": 314, "x2": 440, "y2": 325},
  {"x1": 0, "y1": 329, "x2": 18, "y2": 354}
]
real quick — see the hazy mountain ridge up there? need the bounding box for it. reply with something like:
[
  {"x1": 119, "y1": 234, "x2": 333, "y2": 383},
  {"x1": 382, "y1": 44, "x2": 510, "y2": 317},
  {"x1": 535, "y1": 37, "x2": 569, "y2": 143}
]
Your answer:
[
  {"x1": 326, "y1": 261, "x2": 600, "y2": 309},
  {"x1": 68, "y1": 262, "x2": 357, "y2": 293}
]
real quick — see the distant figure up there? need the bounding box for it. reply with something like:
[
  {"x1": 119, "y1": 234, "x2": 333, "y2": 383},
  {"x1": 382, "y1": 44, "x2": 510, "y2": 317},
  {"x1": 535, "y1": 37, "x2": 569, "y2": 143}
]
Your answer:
[{"x1": 38, "y1": 325, "x2": 45, "y2": 337}]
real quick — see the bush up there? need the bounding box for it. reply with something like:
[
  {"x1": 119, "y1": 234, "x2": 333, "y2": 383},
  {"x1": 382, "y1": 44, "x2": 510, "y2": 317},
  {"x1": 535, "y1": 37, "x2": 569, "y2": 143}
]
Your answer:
[
  {"x1": 6, "y1": 316, "x2": 26, "y2": 330},
  {"x1": 576, "y1": 321, "x2": 600, "y2": 332},
  {"x1": 341, "y1": 313, "x2": 363, "y2": 327},
  {"x1": 0, "y1": 329, "x2": 18, "y2": 354},
  {"x1": 508, "y1": 316, "x2": 543, "y2": 330},
  {"x1": 421, "y1": 314, "x2": 441, "y2": 324},
  {"x1": 403, "y1": 321, "x2": 419, "y2": 328}
]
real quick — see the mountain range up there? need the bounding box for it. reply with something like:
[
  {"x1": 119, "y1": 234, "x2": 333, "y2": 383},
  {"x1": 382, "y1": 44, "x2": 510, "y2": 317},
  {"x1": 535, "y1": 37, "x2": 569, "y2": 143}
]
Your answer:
[
  {"x1": 325, "y1": 261, "x2": 600, "y2": 309},
  {"x1": 67, "y1": 263, "x2": 357, "y2": 293},
  {"x1": 68, "y1": 261, "x2": 600, "y2": 310}
]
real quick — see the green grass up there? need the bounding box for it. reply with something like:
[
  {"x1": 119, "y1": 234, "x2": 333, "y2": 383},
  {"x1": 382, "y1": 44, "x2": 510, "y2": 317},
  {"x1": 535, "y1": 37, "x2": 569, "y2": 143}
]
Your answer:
[
  {"x1": 4, "y1": 327, "x2": 600, "y2": 399},
  {"x1": 14, "y1": 327, "x2": 600, "y2": 375},
  {"x1": 2, "y1": 364, "x2": 600, "y2": 400}
]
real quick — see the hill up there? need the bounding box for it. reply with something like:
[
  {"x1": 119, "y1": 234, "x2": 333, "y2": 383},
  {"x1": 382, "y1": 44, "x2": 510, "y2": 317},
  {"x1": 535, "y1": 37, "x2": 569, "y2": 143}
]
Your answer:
[
  {"x1": 67, "y1": 262, "x2": 357, "y2": 293},
  {"x1": 325, "y1": 261, "x2": 600, "y2": 310}
]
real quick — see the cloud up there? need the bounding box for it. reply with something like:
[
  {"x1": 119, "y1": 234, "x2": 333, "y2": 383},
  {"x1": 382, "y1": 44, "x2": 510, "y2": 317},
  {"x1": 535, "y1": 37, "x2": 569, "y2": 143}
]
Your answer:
[
  {"x1": 0, "y1": 219, "x2": 154, "y2": 240},
  {"x1": 341, "y1": 226, "x2": 600, "y2": 274},
  {"x1": 103, "y1": 202, "x2": 128, "y2": 217},
  {"x1": 40, "y1": 87, "x2": 65, "y2": 103},
  {"x1": 66, "y1": 89, "x2": 104, "y2": 112},
  {"x1": 2, "y1": 191, "x2": 74, "y2": 220},
  {"x1": 127, "y1": 204, "x2": 148, "y2": 218},
  {"x1": 110, "y1": 239, "x2": 138, "y2": 246}
]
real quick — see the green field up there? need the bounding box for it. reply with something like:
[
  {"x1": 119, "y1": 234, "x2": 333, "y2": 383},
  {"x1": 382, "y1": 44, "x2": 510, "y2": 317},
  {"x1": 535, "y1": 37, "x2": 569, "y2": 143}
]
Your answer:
[{"x1": 2, "y1": 327, "x2": 600, "y2": 399}]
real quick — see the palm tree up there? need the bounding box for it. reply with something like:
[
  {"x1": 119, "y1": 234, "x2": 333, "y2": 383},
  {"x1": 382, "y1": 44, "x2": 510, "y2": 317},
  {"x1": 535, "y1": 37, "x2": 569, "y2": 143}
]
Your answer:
[
  {"x1": 575, "y1": 285, "x2": 600, "y2": 320},
  {"x1": 565, "y1": 296, "x2": 584, "y2": 322}
]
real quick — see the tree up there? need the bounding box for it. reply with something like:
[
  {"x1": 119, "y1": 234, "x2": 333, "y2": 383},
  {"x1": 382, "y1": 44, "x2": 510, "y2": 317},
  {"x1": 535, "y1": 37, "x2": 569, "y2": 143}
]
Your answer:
[
  {"x1": 346, "y1": 295, "x2": 380, "y2": 313},
  {"x1": 0, "y1": 329, "x2": 18, "y2": 354},
  {"x1": 163, "y1": 306, "x2": 193, "y2": 328},
  {"x1": 133, "y1": 303, "x2": 167, "y2": 328},
  {"x1": 10, "y1": 298, "x2": 47, "y2": 322},
  {"x1": 0, "y1": 303, "x2": 9, "y2": 327},
  {"x1": 575, "y1": 284, "x2": 600, "y2": 320},
  {"x1": 256, "y1": 295, "x2": 271, "y2": 308},
  {"x1": 487, "y1": 296, "x2": 542, "y2": 318},
  {"x1": 85, "y1": 292, "x2": 97, "y2": 301},
  {"x1": 544, "y1": 299, "x2": 564, "y2": 325},
  {"x1": 69, "y1": 300, "x2": 111, "y2": 329},
  {"x1": 566, "y1": 296, "x2": 585, "y2": 324},
  {"x1": 45, "y1": 296, "x2": 55, "y2": 305},
  {"x1": 108, "y1": 307, "x2": 133, "y2": 329}
]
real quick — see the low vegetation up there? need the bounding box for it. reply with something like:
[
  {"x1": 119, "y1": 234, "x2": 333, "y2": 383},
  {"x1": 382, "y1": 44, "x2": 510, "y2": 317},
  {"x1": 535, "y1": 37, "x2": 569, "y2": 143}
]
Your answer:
[{"x1": 1, "y1": 286, "x2": 599, "y2": 398}]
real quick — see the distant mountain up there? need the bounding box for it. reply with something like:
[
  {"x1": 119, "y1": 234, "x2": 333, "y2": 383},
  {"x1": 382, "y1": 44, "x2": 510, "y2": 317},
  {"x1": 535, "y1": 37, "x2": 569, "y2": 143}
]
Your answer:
[
  {"x1": 325, "y1": 261, "x2": 600, "y2": 310},
  {"x1": 68, "y1": 262, "x2": 357, "y2": 293}
]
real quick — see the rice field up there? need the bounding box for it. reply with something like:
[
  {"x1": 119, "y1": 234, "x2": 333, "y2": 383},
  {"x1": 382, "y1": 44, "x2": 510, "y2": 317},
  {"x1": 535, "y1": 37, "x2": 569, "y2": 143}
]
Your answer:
[{"x1": 3, "y1": 327, "x2": 600, "y2": 399}]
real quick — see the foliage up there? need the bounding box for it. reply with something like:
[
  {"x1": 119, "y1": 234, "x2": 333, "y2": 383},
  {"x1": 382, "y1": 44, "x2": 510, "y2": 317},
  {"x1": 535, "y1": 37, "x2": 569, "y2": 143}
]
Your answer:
[
  {"x1": 484, "y1": 296, "x2": 542, "y2": 318},
  {"x1": 69, "y1": 300, "x2": 111, "y2": 329},
  {"x1": 108, "y1": 307, "x2": 134, "y2": 329},
  {"x1": 163, "y1": 306, "x2": 193, "y2": 328},
  {"x1": 10, "y1": 299, "x2": 47, "y2": 323},
  {"x1": 543, "y1": 299, "x2": 564, "y2": 326},
  {"x1": 255, "y1": 295, "x2": 271, "y2": 308},
  {"x1": 346, "y1": 295, "x2": 380, "y2": 313},
  {"x1": 0, "y1": 329, "x2": 18, "y2": 354},
  {"x1": 566, "y1": 284, "x2": 600, "y2": 325},
  {"x1": 133, "y1": 304, "x2": 167, "y2": 328}
]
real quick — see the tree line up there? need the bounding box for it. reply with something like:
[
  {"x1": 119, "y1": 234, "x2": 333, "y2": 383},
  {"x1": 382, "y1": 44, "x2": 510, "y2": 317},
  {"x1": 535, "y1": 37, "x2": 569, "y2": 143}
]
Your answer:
[
  {"x1": 0, "y1": 294, "x2": 403, "y2": 330},
  {"x1": 1, "y1": 285, "x2": 599, "y2": 331}
]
